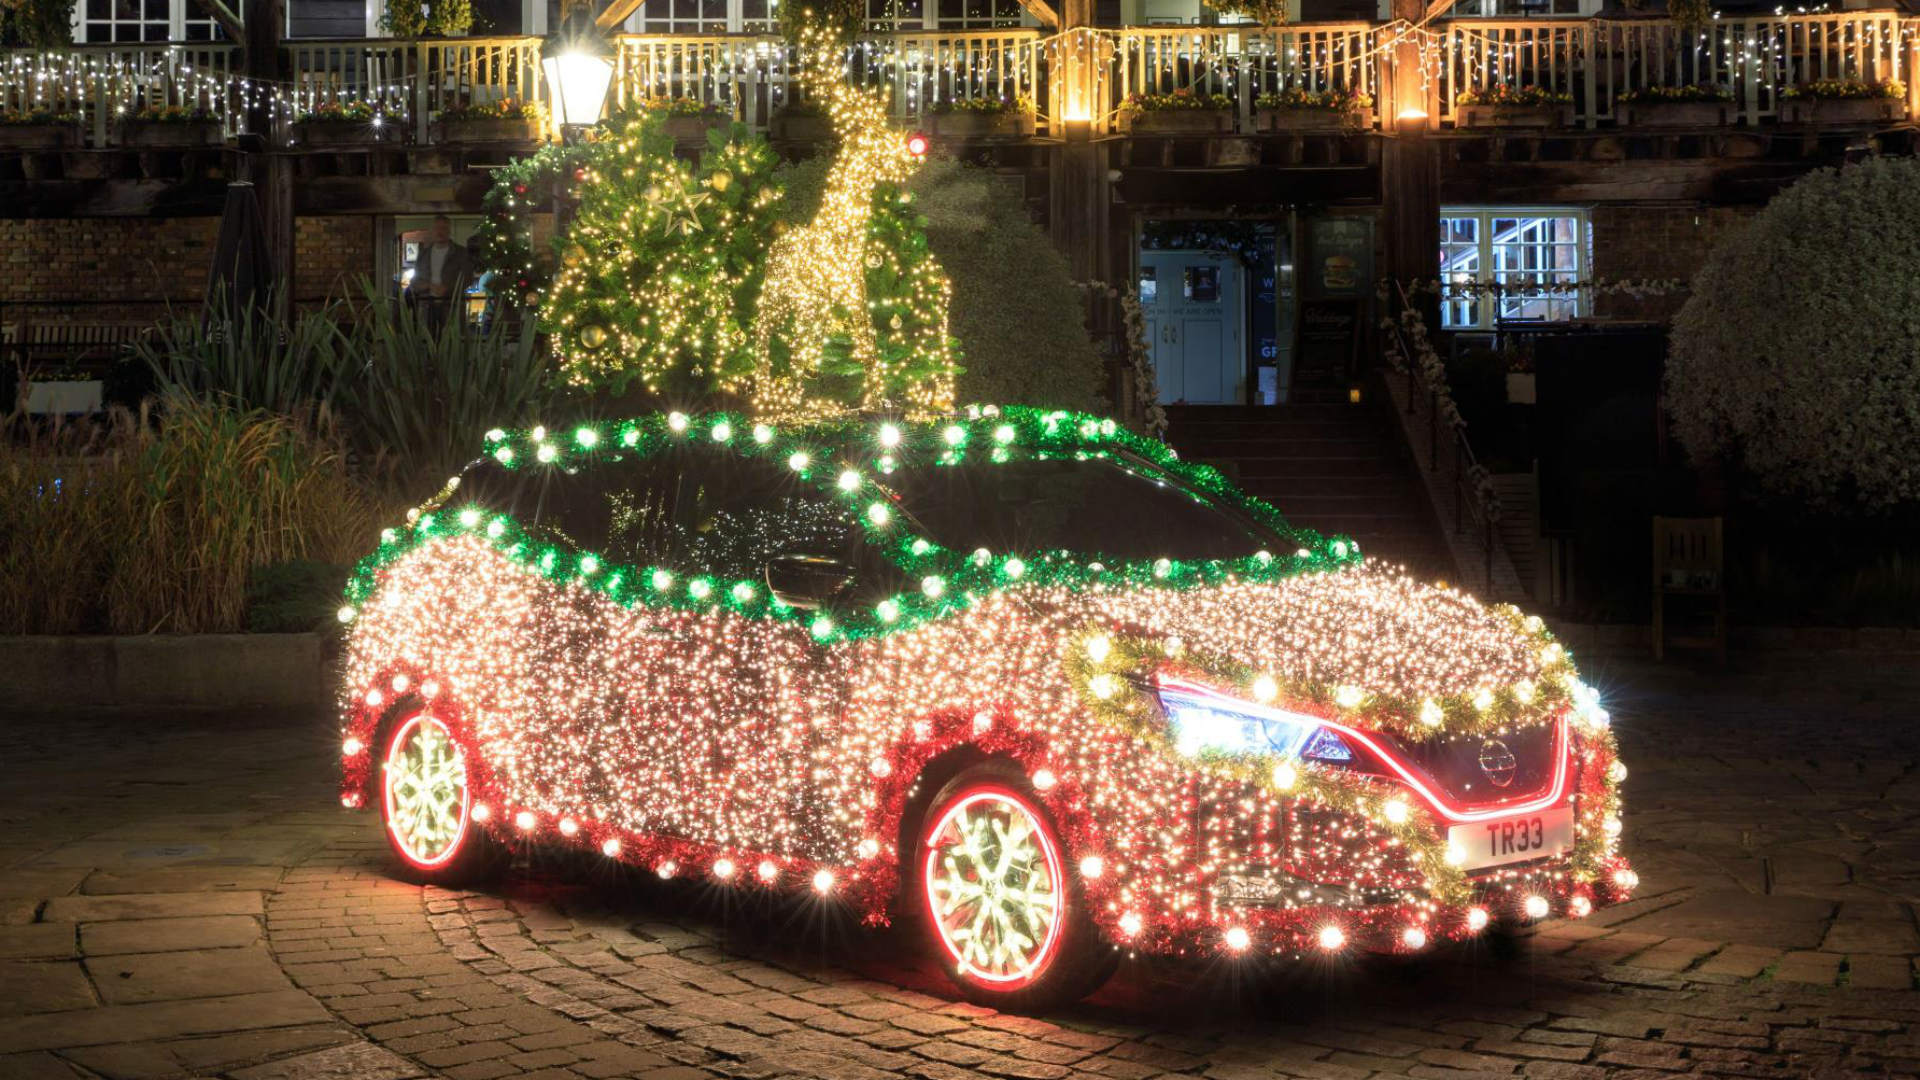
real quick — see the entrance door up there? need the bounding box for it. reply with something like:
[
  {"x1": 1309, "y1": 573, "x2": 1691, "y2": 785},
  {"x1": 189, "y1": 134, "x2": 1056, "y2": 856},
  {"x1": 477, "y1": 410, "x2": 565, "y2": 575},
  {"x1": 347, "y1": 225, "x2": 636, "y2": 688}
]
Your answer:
[{"x1": 1140, "y1": 250, "x2": 1245, "y2": 405}]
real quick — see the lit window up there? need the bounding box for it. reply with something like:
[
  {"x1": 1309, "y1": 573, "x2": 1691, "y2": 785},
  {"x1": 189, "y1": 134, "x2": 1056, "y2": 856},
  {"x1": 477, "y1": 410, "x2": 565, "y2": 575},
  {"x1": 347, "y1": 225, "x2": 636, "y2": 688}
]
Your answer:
[{"x1": 1438, "y1": 208, "x2": 1587, "y2": 330}]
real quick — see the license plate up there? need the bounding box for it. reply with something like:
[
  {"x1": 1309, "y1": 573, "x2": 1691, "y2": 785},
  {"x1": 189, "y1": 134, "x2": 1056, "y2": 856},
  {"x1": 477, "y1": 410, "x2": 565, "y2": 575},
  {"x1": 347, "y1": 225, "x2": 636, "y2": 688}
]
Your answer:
[{"x1": 1449, "y1": 806, "x2": 1575, "y2": 872}]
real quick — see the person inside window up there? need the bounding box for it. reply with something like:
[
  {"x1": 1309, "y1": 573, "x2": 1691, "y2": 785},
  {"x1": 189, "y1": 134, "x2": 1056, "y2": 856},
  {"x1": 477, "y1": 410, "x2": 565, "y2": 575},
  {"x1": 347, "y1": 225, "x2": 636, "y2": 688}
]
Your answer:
[{"x1": 418, "y1": 215, "x2": 472, "y2": 332}]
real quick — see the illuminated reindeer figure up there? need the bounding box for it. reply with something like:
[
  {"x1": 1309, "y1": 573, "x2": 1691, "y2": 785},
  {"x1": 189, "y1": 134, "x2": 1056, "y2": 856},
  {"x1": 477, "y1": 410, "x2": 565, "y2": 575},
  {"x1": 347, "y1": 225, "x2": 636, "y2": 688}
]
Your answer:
[{"x1": 742, "y1": 28, "x2": 955, "y2": 419}]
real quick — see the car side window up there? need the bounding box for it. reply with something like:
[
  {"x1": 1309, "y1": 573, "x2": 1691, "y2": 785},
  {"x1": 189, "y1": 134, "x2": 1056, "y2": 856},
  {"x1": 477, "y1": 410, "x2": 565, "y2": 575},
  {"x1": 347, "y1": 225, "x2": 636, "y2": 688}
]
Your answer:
[{"x1": 678, "y1": 454, "x2": 860, "y2": 581}]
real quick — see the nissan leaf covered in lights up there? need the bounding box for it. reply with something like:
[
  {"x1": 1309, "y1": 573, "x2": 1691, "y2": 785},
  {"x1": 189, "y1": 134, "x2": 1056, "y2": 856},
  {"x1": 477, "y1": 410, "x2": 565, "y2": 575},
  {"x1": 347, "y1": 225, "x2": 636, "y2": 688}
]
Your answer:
[{"x1": 338, "y1": 406, "x2": 1633, "y2": 1009}]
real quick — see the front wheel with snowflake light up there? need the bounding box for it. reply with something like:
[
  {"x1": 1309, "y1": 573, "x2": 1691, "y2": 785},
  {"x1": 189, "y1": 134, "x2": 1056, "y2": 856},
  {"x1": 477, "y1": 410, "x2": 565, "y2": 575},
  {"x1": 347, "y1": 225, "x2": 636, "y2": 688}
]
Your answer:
[
  {"x1": 915, "y1": 766, "x2": 1114, "y2": 1010},
  {"x1": 379, "y1": 710, "x2": 497, "y2": 885}
]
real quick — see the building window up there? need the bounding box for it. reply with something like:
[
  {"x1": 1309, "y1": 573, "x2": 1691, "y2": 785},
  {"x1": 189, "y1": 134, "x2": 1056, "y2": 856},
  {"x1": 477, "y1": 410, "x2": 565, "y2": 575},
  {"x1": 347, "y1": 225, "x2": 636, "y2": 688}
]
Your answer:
[
  {"x1": 78, "y1": 0, "x2": 221, "y2": 41},
  {"x1": 1438, "y1": 208, "x2": 1586, "y2": 330}
]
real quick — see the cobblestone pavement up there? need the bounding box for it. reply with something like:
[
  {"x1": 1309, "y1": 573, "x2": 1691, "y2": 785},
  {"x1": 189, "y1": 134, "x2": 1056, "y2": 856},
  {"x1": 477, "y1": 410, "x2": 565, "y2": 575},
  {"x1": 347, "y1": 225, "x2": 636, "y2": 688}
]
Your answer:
[{"x1": 5, "y1": 652, "x2": 1920, "y2": 1079}]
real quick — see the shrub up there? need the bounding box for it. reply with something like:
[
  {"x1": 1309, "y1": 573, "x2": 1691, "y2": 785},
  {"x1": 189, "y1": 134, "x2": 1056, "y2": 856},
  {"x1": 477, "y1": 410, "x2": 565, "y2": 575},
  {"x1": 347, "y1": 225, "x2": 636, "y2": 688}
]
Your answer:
[
  {"x1": 342, "y1": 282, "x2": 556, "y2": 487},
  {"x1": 1667, "y1": 156, "x2": 1920, "y2": 510},
  {"x1": 132, "y1": 287, "x2": 354, "y2": 420},
  {"x1": 0, "y1": 0, "x2": 75, "y2": 47},
  {"x1": 0, "y1": 398, "x2": 380, "y2": 634},
  {"x1": 775, "y1": 156, "x2": 1105, "y2": 410}
]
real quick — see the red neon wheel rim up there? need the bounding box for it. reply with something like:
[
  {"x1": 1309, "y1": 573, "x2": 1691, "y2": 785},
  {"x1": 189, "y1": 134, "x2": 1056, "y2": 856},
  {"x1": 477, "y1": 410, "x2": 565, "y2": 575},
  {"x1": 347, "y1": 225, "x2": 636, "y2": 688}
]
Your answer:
[
  {"x1": 922, "y1": 785, "x2": 1067, "y2": 990},
  {"x1": 382, "y1": 712, "x2": 471, "y2": 870}
]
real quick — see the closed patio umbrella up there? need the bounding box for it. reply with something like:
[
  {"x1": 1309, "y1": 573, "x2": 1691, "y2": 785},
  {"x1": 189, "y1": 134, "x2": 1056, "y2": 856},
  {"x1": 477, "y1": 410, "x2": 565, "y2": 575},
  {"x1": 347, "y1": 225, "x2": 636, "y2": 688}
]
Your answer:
[{"x1": 205, "y1": 180, "x2": 275, "y2": 322}]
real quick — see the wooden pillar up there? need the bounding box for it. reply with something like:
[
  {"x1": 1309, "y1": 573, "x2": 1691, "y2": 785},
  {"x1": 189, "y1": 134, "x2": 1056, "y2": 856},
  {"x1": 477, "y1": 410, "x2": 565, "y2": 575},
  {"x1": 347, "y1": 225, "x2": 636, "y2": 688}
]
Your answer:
[
  {"x1": 1379, "y1": 0, "x2": 1439, "y2": 342},
  {"x1": 242, "y1": 0, "x2": 293, "y2": 313}
]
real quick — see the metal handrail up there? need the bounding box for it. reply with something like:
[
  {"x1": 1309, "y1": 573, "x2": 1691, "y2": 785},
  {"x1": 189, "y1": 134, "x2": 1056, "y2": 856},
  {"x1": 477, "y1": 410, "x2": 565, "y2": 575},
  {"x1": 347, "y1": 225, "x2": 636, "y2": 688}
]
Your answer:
[{"x1": 1381, "y1": 281, "x2": 1498, "y2": 593}]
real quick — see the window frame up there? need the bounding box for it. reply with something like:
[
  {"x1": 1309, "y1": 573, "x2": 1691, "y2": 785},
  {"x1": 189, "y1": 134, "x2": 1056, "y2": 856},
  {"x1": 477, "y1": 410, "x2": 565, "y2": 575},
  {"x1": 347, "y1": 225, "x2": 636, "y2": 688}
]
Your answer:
[
  {"x1": 1437, "y1": 206, "x2": 1589, "y2": 331},
  {"x1": 73, "y1": 0, "x2": 221, "y2": 43}
]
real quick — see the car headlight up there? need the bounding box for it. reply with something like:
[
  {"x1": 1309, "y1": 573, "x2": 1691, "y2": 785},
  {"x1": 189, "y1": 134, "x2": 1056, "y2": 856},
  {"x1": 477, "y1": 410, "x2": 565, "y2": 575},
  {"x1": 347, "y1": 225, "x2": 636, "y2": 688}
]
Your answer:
[{"x1": 1156, "y1": 677, "x2": 1355, "y2": 763}]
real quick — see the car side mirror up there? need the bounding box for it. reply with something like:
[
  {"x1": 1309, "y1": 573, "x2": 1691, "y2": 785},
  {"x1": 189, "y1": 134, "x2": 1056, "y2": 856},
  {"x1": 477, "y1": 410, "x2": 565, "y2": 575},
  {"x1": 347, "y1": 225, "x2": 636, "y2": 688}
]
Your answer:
[{"x1": 765, "y1": 553, "x2": 854, "y2": 611}]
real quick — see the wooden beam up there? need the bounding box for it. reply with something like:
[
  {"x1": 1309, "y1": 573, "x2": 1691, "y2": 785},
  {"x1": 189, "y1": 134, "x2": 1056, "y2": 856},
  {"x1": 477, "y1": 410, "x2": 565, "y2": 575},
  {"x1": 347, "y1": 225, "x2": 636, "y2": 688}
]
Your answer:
[
  {"x1": 1418, "y1": 0, "x2": 1454, "y2": 25},
  {"x1": 1017, "y1": 0, "x2": 1061, "y2": 28},
  {"x1": 595, "y1": 0, "x2": 644, "y2": 31}
]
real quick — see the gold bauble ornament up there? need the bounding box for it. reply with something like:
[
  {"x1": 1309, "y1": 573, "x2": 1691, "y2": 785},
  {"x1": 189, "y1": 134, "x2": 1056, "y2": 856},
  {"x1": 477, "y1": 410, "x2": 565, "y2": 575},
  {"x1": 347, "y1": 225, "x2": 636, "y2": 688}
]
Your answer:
[
  {"x1": 708, "y1": 169, "x2": 732, "y2": 192},
  {"x1": 579, "y1": 324, "x2": 609, "y2": 349}
]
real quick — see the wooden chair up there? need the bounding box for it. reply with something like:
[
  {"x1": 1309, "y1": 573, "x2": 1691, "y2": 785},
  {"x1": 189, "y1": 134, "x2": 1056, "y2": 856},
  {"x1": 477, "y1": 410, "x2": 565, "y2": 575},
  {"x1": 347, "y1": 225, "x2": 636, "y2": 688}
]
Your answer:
[{"x1": 1652, "y1": 515, "x2": 1726, "y2": 664}]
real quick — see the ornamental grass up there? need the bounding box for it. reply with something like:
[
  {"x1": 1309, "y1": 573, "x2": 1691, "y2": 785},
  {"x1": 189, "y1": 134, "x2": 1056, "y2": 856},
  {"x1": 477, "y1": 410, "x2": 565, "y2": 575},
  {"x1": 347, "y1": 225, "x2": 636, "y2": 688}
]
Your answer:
[{"x1": 0, "y1": 396, "x2": 379, "y2": 634}]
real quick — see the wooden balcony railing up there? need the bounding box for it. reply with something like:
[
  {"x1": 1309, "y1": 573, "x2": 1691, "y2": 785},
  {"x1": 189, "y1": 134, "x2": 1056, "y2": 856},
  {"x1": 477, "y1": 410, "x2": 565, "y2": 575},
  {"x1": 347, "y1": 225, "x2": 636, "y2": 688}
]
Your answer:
[
  {"x1": 608, "y1": 29, "x2": 1048, "y2": 132},
  {"x1": 0, "y1": 11, "x2": 1914, "y2": 148}
]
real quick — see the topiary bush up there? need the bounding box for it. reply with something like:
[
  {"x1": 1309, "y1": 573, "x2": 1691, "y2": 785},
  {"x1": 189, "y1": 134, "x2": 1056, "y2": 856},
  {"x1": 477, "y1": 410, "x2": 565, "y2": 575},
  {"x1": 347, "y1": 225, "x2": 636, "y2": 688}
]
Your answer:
[
  {"x1": 775, "y1": 156, "x2": 1106, "y2": 411},
  {"x1": 1667, "y1": 156, "x2": 1920, "y2": 511}
]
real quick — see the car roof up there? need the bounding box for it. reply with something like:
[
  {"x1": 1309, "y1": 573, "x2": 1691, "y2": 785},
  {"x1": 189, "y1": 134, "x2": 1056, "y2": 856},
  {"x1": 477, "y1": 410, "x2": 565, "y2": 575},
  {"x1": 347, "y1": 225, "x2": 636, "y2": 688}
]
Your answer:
[{"x1": 346, "y1": 406, "x2": 1363, "y2": 643}]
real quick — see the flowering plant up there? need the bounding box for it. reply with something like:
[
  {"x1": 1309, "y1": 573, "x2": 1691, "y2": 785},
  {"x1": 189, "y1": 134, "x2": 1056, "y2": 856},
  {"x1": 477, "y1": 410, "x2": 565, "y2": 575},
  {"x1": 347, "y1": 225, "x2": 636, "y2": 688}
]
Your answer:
[
  {"x1": 1255, "y1": 86, "x2": 1372, "y2": 111},
  {"x1": 929, "y1": 94, "x2": 1035, "y2": 115},
  {"x1": 441, "y1": 97, "x2": 544, "y2": 121},
  {"x1": 1781, "y1": 78, "x2": 1903, "y2": 100},
  {"x1": 1616, "y1": 83, "x2": 1731, "y2": 104},
  {"x1": 0, "y1": 107, "x2": 78, "y2": 125},
  {"x1": 1456, "y1": 84, "x2": 1571, "y2": 107},
  {"x1": 131, "y1": 104, "x2": 217, "y2": 123},
  {"x1": 627, "y1": 95, "x2": 729, "y2": 118},
  {"x1": 298, "y1": 100, "x2": 380, "y2": 123},
  {"x1": 1122, "y1": 89, "x2": 1233, "y2": 113}
]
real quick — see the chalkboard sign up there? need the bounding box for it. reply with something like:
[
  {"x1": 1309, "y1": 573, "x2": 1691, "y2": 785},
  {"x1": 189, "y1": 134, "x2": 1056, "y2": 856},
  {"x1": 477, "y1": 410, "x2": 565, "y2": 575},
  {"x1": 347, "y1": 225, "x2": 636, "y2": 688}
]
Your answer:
[
  {"x1": 1295, "y1": 299, "x2": 1360, "y2": 386},
  {"x1": 1308, "y1": 217, "x2": 1372, "y2": 299}
]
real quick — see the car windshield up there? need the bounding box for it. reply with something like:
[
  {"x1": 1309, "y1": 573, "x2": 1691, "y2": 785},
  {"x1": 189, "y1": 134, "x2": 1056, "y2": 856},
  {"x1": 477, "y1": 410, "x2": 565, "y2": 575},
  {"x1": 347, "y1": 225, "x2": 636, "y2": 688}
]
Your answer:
[{"x1": 882, "y1": 455, "x2": 1278, "y2": 562}]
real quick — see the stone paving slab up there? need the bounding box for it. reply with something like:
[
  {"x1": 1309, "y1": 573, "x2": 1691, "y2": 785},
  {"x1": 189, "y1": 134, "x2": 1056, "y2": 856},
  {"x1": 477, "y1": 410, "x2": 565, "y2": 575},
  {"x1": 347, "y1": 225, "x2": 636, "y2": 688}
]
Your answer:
[
  {"x1": 80, "y1": 914, "x2": 263, "y2": 955},
  {"x1": 2, "y1": 656, "x2": 1920, "y2": 1078}
]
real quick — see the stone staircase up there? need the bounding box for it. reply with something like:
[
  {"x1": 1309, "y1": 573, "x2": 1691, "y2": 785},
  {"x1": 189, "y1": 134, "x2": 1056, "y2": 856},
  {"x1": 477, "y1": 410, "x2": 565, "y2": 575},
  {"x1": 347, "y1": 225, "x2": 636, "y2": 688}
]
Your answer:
[{"x1": 1163, "y1": 402, "x2": 1457, "y2": 582}]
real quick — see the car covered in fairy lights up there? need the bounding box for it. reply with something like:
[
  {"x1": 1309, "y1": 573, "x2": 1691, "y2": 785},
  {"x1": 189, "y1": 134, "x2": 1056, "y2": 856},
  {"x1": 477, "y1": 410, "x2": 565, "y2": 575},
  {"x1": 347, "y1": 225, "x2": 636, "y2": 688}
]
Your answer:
[{"x1": 336, "y1": 405, "x2": 1634, "y2": 1008}]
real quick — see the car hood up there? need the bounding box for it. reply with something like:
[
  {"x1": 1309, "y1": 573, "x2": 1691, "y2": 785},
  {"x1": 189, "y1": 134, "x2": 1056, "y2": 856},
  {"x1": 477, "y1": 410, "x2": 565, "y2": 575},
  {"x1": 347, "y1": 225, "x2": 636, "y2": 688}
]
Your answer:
[{"x1": 1075, "y1": 560, "x2": 1572, "y2": 736}]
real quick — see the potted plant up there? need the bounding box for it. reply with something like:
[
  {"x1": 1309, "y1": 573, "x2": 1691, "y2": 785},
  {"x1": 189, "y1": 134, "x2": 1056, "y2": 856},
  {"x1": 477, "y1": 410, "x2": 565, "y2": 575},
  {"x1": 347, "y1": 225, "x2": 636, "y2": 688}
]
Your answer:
[
  {"x1": 291, "y1": 100, "x2": 401, "y2": 147},
  {"x1": 770, "y1": 98, "x2": 831, "y2": 143},
  {"x1": 1454, "y1": 84, "x2": 1572, "y2": 129},
  {"x1": 1253, "y1": 86, "x2": 1373, "y2": 133},
  {"x1": 1616, "y1": 83, "x2": 1732, "y2": 127},
  {"x1": 0, "y1": 107, "x2": 81, "y2": 151},
  {"x1": 928, "y1": 95, "x2": 1037, "y2": 139},
  {"x1": 435, "y1": 98, "x2": 545, "y2": 143},
  {"x1": 121, "y1": 103, "x2": 222, "y2": 148},
  {"x1": 627, "y1": 95, "x2": 732, "y2": 143},
  {"x1": 1778, "y1": 78, "x2": 1904, "y2": 126},
  {"x1": 1121, "y1": 89, "x2": 1235, "y2": 134},
  {"x1": 24, "y1": 366, "x2": 104, "y2": 416}
]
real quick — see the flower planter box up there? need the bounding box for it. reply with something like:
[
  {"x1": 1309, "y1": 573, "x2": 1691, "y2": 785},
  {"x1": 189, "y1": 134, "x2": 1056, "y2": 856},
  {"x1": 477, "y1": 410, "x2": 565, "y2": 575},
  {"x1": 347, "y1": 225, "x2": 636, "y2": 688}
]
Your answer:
[
  {"x1": 1619, "y1": 101, "x2": 1731, "y2": 127},
  {"x1": 1254, "y1": 106, "x2": 1372, "y2": 133},
  {"x1": 1126, "y1": 109, "x2": 1234, "y2": 134},
  {"x1": 291, "y1": 121, "x2": 403, "y2": 148},
  {"x1": 434, "y1": 117, "x2": 542, "y2": 143},
  {"x1": 120, "y1": 120, "x2": 222, "y2": 148},
  {"x1": 26, "y1": 380, "x2": 104, "y2": 415},
  {"x1": 1455, "y1": 104, "x2": 1572, "y2": 129},
  {"x1": 928, "y1": 111, "x2": 1037, "y2": 139},
  {"x1": 771, "y1": 110, "x2": 831, "y2": 143},
  {"x1": 661, "y1": 114, "x2": 730, "y2": 143},
  {"x1": 1506, "y1": 372, "x2": 1537, "y2": 405},
  {"x1": 1778, "y1": 97, "x2": 1902, "y2": 126},
  {"x1": 0, "y1": 125, "x2": 79, "y2": 151}
]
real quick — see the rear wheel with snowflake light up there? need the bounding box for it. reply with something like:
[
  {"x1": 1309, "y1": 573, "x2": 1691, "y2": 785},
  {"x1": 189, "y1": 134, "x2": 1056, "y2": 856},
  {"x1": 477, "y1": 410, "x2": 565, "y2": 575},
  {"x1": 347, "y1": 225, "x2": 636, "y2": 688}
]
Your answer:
[
  {"x1": 915, "y1": 766, "x2": 1113, "y2": 1009},
  {"x1": 379, "y1": 710, "x2": 497, "y2": 884}
]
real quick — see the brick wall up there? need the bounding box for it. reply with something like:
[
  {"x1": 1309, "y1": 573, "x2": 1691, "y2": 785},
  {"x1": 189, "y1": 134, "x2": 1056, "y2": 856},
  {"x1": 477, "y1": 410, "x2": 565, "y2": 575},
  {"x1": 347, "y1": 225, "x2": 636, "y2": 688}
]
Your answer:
[
  {"x1": 294, "y1": 216, "x2": 377, "y2": 304},
  {"x1": 1587, "y1": 204, "x2": 1755, "y2": 321},
  {"x1": 0, "y1": 215, "x2": 376, "y2": 325}
]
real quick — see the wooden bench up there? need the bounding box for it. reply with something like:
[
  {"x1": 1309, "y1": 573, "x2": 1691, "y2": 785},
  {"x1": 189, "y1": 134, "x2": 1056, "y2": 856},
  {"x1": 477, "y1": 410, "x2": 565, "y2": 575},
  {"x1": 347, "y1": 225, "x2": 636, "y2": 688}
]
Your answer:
[
  {"x1": 1653, "y1": 515, "x2": 1726, "y2": 663},
  {"x1": 3, "y1": 320, "x2": 158, "y2": 374}
]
